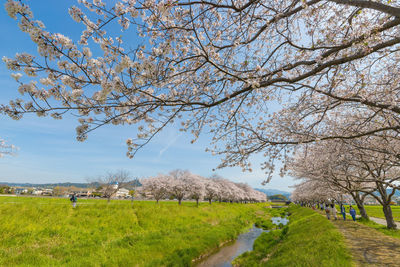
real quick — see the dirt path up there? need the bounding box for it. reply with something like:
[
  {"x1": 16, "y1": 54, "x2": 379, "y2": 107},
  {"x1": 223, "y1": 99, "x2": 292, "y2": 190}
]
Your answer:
[{"x1": 332, "y1": 219, "x2": 400, "y2": 266}]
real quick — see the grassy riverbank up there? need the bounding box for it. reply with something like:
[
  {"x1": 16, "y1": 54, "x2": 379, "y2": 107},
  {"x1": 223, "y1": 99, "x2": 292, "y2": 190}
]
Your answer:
[
  {"x1": 233, "y1": 206, "x2": 352, "y2": 266},
  {"x1": 0, "y1": 197, "x2": 268, "y2": 266}
]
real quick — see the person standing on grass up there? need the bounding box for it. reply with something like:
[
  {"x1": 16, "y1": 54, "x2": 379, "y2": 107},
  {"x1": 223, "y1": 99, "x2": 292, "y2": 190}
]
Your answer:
[
  {"x1": 70, "y1": 194, "x2": 77, "y2": 208},
  {"x1": 330, "y1": 204, "x2": 338, "y2": 220},
  {"x1": 325, "y1": 204, "x2": 331, "y2": 220},
  {"x1": 349, "y1": 205, "x2": 356, "y2": 221},
  {"x1": 340, "y1": 204, "x2": 346, "y2": 221}
]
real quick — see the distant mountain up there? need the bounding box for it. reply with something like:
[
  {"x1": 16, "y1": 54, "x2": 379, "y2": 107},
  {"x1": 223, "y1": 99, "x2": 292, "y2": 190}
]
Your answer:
[{"x1": 255, "y1": 188, "x2": 291, "y2": 199}]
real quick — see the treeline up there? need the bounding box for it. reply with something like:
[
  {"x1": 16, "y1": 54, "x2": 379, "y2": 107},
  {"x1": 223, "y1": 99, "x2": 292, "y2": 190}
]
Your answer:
[{"x1": 139, "y1": 170, "x2": 266, "y2": 205}]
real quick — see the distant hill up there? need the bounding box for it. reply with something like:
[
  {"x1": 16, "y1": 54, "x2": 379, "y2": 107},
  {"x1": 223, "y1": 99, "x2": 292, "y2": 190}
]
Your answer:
[
  {"x1": 268, "y1": 194, "x2": 289, "y2": 202},
  {"x1": 255, "y1": 188, "x2": 291, "y2": 199}
]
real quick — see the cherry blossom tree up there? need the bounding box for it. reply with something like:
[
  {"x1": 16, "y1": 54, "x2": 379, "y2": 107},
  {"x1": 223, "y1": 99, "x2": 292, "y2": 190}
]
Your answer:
[
  {"x1": 185, "y1": 174, "x2": 206, "y2": 206},
  {"x1": 351, "y1": 140, "x2": 400, "y2": 229},
  {"x1": 167, "y1": 169, "x2": 192, "y2": 205},
  {"x1": 289, "y1": 134, "x2": 400, "y2": 228},
  {"x1": 3, "y1": 0, "x2": 400, "y2": 182},
  {"x1": 288, "y1": 141, "x2": 372, "y2": 219},
  {"x1": 92, "y1": 170, "x2": 131, "y2": 202},
  {"x1": 204, "y1": 178, "x2": 221, "y2": 204},
  {"x1": 291, "y1": 180, "x2": 331, "y2": 205},
  {"x1": 251, "y1": 187, "x2": 267, "y2": 203},
  {"x1": 214, "y1": 178, "x2": 243, "y2": 202},
  {"x1": 140, "y1": 174, "x2": 169, "y2": 203}
]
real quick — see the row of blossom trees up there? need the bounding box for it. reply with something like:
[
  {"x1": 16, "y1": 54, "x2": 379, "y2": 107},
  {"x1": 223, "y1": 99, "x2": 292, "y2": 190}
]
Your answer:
[
  {"x1": 139, "y1": 170, "x2": 266, "y2": 205},
  {"x1": 289, "y1": 132, "x2": 400, "y2": 229}
]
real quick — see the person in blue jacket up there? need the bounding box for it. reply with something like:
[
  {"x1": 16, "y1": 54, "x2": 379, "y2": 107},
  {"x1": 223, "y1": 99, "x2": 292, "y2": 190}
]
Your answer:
[
  {"x1": 340, "y1": 204, "x2": 346, "y2": 221},
  {"x1": 349, "y1": 205, "x2": 356, "y2": 221}
]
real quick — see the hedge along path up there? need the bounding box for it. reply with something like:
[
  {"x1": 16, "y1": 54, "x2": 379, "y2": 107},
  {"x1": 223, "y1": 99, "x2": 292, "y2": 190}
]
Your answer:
[{"x1": 331, "y1": 219, "x2": 400, "y2": 266}]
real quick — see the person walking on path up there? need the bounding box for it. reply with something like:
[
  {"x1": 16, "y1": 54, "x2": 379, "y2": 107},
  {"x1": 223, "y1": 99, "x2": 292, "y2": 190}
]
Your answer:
[
  {"x1": 325, "y1": 204, "x2": 331, "y2": 220},
  {"x1": 70, "y1": 194, "x2": 77, "y2": 208},
  {"x1": 349, "y1": 205, "x2": 357, "y2": 221},
  {"x1": 330, "y1": 204, "x2": 338, "y2": 220},
  {"x1": 340, "y1": 204, "x2": 346, "y2": 221}
]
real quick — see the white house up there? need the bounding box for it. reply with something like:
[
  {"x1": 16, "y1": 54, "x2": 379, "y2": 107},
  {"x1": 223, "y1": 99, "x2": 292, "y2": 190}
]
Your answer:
[
  {"x1": 115, "y1": 188, "x2": 130, "y2": 198},
  {"x1": 32, "y1": 189, "x2": 43, "y2": 195}
]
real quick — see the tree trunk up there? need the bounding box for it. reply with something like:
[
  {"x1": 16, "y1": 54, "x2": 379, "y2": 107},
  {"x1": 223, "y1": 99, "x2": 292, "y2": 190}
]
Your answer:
[
  {"x1": 178, "y1": 198, "x2": 182, "y2": 205},
  {"x1": 354, "y1": 200, "x2": 369, "y2": 220},
  {"x1": 382, "y1": 204, "x2": 397, "y2": 229},
  {"x1": 353, "y1": 193, "x2": 369, "y2": 220},
  {"x1": 196, "y1": 199, "x2": 199, "y2": 207},
  {"x1": 156, "y1": 199, "x2": 159, "y2": 204},
  {"x1": 107, "y1": 197, "x2": 111, "y2": 203},
  {"x1": 357, "y1": 204, "x2": 369, "y2": 220},
  {"x1": 209, "y1": 199, "x2": 212, "y2": 205}
]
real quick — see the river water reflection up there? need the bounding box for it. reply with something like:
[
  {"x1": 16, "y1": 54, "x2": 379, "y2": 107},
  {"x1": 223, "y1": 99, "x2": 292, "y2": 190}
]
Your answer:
[
  {"x1": 195, "y1": 225, "x2": 267, "y2": 267},
  {"x1": 271, "y1": 217, "x2": 289, "y2": 225}
]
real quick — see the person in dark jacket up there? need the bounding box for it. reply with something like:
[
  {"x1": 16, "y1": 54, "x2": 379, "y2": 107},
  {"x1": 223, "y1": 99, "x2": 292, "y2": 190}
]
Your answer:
[
  {"x1": 70, "y1": 194, "x2": 77, "y2": 208},
  {"x1": 340, "y1": 204, "x2": 346, "y2": 221}
]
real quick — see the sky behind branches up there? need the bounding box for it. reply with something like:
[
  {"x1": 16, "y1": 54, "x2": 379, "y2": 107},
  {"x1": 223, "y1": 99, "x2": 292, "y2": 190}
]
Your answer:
[{"x1": 0, "y1": 0, "x2": 295, "y2": 191}]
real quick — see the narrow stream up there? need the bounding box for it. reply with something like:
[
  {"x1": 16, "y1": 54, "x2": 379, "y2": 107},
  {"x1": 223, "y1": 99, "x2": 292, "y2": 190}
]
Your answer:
[
  {"x1": 195, "y1": 225, "x2": 267, "y2": 267},
  {"x1": 271, "y1": 216, "x2": 289, "y2": 226}
]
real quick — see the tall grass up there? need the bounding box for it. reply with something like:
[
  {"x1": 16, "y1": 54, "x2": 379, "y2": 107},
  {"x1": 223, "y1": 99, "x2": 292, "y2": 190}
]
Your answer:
[{"x1": 0, "y1": 197, "x2": 266, "y2": 266}]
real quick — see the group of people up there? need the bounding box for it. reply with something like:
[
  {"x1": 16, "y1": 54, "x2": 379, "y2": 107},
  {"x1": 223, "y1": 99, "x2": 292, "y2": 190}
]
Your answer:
[{"x1": 313, "y1": 203, "x2": 357, "y2": 221}]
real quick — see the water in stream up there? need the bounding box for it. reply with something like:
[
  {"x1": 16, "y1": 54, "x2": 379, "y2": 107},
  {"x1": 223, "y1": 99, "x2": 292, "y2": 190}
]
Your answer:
[
  {"x1": 271, "y1": 216, "x2": 289, "y2": 226},
  {"x1": 195, "y1": 225, "x2": 267, "y2": 267}
]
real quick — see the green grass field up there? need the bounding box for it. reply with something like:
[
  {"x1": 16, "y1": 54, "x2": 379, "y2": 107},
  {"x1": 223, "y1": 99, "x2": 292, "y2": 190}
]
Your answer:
[
  {"x1": 0, "y1": 197, "x2": 269, "y2": 266},
  {"x1": 363, "y1": 205, "x2": 400, "y2": 221},
  {"x1": 233, "y1": 206, "x2": 353, "y2": 267}
]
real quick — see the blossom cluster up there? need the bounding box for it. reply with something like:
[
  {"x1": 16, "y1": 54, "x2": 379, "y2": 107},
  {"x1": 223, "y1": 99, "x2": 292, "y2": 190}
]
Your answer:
[{"x1": 2, "y1": 0, "x2": 400, "y2": 185}]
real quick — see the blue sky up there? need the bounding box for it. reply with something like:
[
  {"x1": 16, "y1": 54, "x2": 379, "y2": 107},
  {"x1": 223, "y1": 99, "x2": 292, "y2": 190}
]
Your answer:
[{"x1": 0, "y1": 0, "x2": 295, "y2": 191}]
